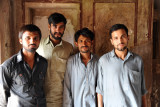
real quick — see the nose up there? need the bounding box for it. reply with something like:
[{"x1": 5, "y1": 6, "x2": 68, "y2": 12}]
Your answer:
[
  {"x1": 82, "y1": 41, "x2": 87, "y2": 46},
  {"x1": 118, "y1": 37, "x2": 123, "y2": 43},
  {"x1": 56, "y1": 27, "x2": 60, "y2": 32},
  {"x1": 30, "y1": 38, "x2": 35, "y2": 44}
]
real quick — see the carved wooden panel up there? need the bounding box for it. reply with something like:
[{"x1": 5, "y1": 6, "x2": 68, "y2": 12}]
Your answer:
[
  {"x1": 25, "y1": 2, "x2": 80, "y2": 46},
  {"x1": 94, "y1": 3, "x2": 135, "y2": 56},
  {"x1": 94, "y1": 0, "x2": 135, "y2": 2}
]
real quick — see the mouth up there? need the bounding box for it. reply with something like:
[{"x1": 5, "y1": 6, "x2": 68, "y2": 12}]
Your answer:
[{"x1": 29, "y1": 44, "x2": 36, "y2": 47}]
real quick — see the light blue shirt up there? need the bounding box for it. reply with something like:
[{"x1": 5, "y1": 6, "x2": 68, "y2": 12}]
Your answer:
[
  {"x1": 63, "y1": 53, "x2": 99, "y2": 107},
  {"x1": 96, "y1": 49, "x2": 147, "y2": 107}
]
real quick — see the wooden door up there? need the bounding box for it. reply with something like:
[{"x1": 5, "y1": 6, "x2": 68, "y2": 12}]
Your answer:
[{"x1": 22, "y1": 0, "x2": 153, "y2": 106}]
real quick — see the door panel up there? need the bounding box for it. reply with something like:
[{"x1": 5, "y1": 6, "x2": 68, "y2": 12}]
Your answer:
[
  {"x1": 25, "y1": 2, "x2": 80, "y2": 46},
  {"x1": 94, "y1": 3, "x2": 135, "y2": 56}
]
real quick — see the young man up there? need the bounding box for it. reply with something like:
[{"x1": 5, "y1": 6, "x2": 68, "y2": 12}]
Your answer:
[
  {"x1": 36, "y1": 12, "x2": 73, "y2": 107},
  {"x1": 63, "y1": 28, "x2": 99, "y2": 107},
  {"x1": 0, "y1": 24, "x2": 48, "y2": 107},
  {"x1": 96, "y1": 24, "x2": 147, "y2": 107}
]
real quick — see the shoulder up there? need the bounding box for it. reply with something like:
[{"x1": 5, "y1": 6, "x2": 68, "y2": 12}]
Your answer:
[
  {"x1": 37, "y1": 53, "x2": 48, "y2": 64},
  {"x1": 99, "y1": 51, "x2": 112, "y2": 62},
  {"x1": 40, "y1": 37, "x2": 48, "y2": 44},
  {"x1": 62, "y1": 40, "x2": 73, "y2": 49},
  {"x1": 1, "y1": 54, "x2": 17, "y2": 68},
  {"x1": 92, "y1": 53, "x2": 99, "y2": 62},
  {"x1": 130, "y1": 51, "x2": 143, "y2": 62},
  {"x1": 68, "y1": 53, "x2": 78, "y2": 62}
]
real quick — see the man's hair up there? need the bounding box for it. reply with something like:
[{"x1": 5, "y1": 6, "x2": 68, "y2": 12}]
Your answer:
[
  {"x1": 18, "y1": 24, "x2": 42, "y2": 39},
  {"x1": 74, "y1": 28, "x2": 94, "y2": 42},
  {"x1": 48, "y1": 12, "x2": 67, "y2": 26},
  {"x1": 109, "y1": 24, "x2": 128, "y2": 38}
]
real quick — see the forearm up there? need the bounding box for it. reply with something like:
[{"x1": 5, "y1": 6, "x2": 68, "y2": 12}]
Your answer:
[
  {"x1": 97, "y1": 93, "x2": 103, "y2": 107},
  {"x1": 142, "y1": 95, "x2": 147, "y2": 107}
]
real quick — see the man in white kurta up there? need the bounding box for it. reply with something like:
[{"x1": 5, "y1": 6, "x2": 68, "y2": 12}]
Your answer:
[{"x1": 37, "y1": 12, "x2": 73, "y2": 107}]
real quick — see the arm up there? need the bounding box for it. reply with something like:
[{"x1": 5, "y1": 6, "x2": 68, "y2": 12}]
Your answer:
[
  {"x1": 0, "y1": 65, "x2": 11, "y2": 106},
  {"x1": 142, "y1": 95, "x2": 147, "y2": 107},
  {"x1": 96, "y1": 60, "x2": 104, "y2": 107},
  {"x1": 63, "y1": 60, "x2": 72, "y2": 107},
  {"x1": 97, "y1": 93, "x2": 103, "y2": 107}
]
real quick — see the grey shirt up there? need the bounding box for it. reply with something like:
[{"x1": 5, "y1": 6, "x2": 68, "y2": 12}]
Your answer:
[
  {"x1": 0, "y1": 50, "x2": 48, "y2": 107},
  {"x1": 96, "y1": 50, "x2": 147, "y2": 107},
  {"x1": 63, "y1": 53, "x2": 99, "y2": 107}
]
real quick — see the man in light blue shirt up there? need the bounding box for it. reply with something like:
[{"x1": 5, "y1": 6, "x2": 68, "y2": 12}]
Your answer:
[
  {"x1": 63, "y1": 28, "x2": 99, "y2": 107},
  {"x1": 96, "y1": 24, "x2": 147, "y2": 107}
]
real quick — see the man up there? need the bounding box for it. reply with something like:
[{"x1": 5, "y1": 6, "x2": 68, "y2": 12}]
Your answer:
[
  {"x1": 96, "y1": 24, "x2": 147, "y2": 107},
  {"x1": 0, "y1": 24, "x2": 48, "y2": 107},
  {"x1": 36, "y1": 12, "x2": 73, "y2": 107},
  {"x1": 63, "y1": 28, "x2": 99, "y2": 107}
]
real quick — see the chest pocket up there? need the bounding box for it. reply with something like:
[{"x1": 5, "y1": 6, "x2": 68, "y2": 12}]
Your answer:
[
  {"x1": 15, "y1": 73, "x2": 28, "y2": 85},
  {"x1": 129, "y1": 70, "x2": 141, "y2": 84}
]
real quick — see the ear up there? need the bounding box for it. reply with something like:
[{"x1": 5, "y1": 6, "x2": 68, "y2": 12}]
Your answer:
[
  {"x1": 91, "y1": 40, "x2": 94, "y2": 45},
  {"x1": 19, "y1": 39, "x2": 22, "y2": 44},
  {"x1": 110, "y1": 38, "x2": 113, "y2": 45},
  {"x1": 127, "y1": 35, "x2": 130, "y2": 40},
  {"x1": 74, "y1": 41, "x2": 78, "y2": 47},
  {"x1": 48, "y1": 24, "x2": 51, "y2": 30}
]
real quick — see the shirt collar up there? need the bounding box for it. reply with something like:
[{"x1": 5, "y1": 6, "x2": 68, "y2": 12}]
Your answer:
[
  {"x1": 111, "y1": 49, "x2": 133, "y2": 58},
  {"x1": 17, "y1": 49, "x2": 40, "y2": 63},
  {"x1": 17, "y1": 49, "x2": 23, "y2": 63},
  {"x1": 78, "y1": 52, "x2": 94, "y2": 62},
  {"x1": 45, "y1": 36, "x2": 64, "y2": 48}
]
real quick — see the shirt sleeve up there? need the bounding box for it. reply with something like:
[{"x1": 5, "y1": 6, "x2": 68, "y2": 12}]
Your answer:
[
  {"x1": 0, "y1": 65, "x2": 11, "y2": 106},
  {"x1": 96, "y1": 61, "x2": 104, "y2": 96},
  {"x1": 63, "y1": 59, "x2": 72, "y2": 107},
  {"x1": 141, "y1": 60, "x2": 148, "y2": 95}
]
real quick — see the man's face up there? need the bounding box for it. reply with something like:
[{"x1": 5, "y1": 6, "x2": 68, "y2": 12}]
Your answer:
[
  {"x1": 19, "y1": 31, "x2": 40, "y2": 53},
  {"x1": 75, "y1": 35, "x2": 93, "y2": 53},
  {"x1": 49, "y1": 22, "x2": 65, "y2": 40},
  {"x1": 110, "y1": 29, "x2": 129, "y2": 51}
]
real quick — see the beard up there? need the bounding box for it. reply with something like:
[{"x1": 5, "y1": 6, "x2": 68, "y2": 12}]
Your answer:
[
  {"x1": 23, "y1": 44, "x2": 37, "y2": 53},
  {"x1": 50, "y1": 29, "x2": 63, "y2": 40},
  {"x1": 116, "y1": 45, "x2": 127, "y2": 51}
]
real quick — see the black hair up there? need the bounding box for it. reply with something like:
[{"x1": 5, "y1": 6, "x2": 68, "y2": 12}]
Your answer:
[
  {"x1": 48, "y1": 12, "x2": 67, "y2": 26},
  {"x1": 18, "y1": 24, "x2": 42, "y2": 39},
  {"x1": 109, "y1": 24, "x2": 128, "y2": 38},
  {"x1": 74, "y1": 28, "x2": 94, "y2": 42}
]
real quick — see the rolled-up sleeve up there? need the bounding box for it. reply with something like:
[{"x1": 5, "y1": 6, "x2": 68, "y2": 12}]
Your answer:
[
  {"x1": 63, "y1": 59, "x2": 72, "y2": 107},
  {"x1": 0, "y1": 65, "x2": 11, "y2": 106},
  {"x1": 96, "y1": 61, "x2": 104, "y2": 96}
]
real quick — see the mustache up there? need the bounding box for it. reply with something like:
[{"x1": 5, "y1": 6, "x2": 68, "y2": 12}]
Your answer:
[
  {"x1": 54, "y1": 32, "x2": 63, "y2": 36},
  {"x1": 118, "y1": 43, "x2": 124, "y2": 45},
  {"x1": 81, "y1": 46, "x2": 89, "y2": 48},
  {"x1": 28, "y1": 44, "x2": 36, "y2": 46}
]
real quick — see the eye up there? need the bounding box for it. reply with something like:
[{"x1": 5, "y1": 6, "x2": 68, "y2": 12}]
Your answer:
[
  {"x1": 25, "y1": 36, "x2": 30, "y2": 40},
  {"x1": 86, "y1": 39, "x2": 91, "y2": 43},
  {"x1": 79, "y1": 40, "x2": 83, "y2": 43},
  {"x1": 114, "y1": 37, "x2": 118, "y2": 40},
  {"x1": 59, "y1": 25, "x2": 65, "y2": 29},
  {"x1": 33, "y1": 37, "x2": 39, "y2": 41},
  {"x1": 122, "y1": 34, "x2": 127, "y2": 38}
]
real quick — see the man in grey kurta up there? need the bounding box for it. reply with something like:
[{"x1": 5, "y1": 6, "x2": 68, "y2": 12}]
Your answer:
[
  {"x1": 96, "y1": 24, "x2": 147, "y2": 107},
  {"x1": 63, "y1": 28, "x2": 98, "y2": 107}
]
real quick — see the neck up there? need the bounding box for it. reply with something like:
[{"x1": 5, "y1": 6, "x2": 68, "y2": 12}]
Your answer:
[
  {"x1": 49, "y1": 35, "x2": 61, "y2": 46},
  {"x1": 115, "y1": 49, "x2": 128, "y2": 60},
  {"x1": 80, "y1": 52, "x2": 91, "y2": 66},
  {"x1": 22, "y1": 49, "x2": 35, "y2": 69}
]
